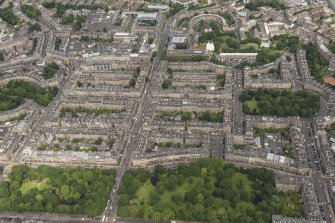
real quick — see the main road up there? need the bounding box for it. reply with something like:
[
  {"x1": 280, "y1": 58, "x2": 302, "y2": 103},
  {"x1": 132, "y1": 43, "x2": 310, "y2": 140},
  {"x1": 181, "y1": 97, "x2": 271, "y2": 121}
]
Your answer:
[
  {"x1": 300, "y1": 120, "x2": 335, "y2": 223},
  {"x1": 233, "y1": 69, "x2": 244, "y2": 135},
  {"x1": 103, "y1": 16, "x2": 174, "y2": 222}
]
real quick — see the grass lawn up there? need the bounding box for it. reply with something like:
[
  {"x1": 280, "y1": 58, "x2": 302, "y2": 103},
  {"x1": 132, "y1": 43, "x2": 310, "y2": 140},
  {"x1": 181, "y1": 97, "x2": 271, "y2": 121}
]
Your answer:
[
  {"x1": 19, "y1": 178, "x2": 50, "y2": 194},
  {"x1": 213, "y1": 36, "x2": 260, "y2": 53},
  {"x1": 133, "y1": 176, "x2": 216, "y2": 205},
  {"x1": 135, "y1": 181, "x2": 155, "y2": 204},
  {"x1": 216, "y1": 42, "x2": 229, "y2": 52},
  {"x1": 240, "y1": 43, "x2": 259, "y2": 50},
  {"x1": 246, "y1": 99, "x2": 259, "y2": 113}
]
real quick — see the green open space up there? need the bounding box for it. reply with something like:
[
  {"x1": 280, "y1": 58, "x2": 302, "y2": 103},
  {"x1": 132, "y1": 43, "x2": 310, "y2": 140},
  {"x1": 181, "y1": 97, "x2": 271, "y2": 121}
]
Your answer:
[
  {"x1": 44, "y1": 2, "x2": 92, "y2": 31},
  {"x1": 43, "y1": 62, "x2": 60, "y2": 79},
  {"x1": 246, "y1": 0, "x2": 286, "y2": 10},
  {"x1": 54, "y1": 38, "x2": 62, "y2": 50},
  {"x1": 326, "y1": 122, "x2": 335, "y2": 133},
  {"x1": 330, "y1": 41, "x2": 335, "y2": 54},
  {"x1": 0, "y1": 3, "x2": 19, "y2": 26},
  {"x1": 168, "y1": 3, "x2": 185, "y2": 17},
  {"x1": 196, "y1": 21, "x2": 283, "y2": 66},
  {"x1": 58, "y1": 136, "x2": 103, "y2": 145},
  {"x1": 240, "y1": 89, "x2": 320, "y2": 117},
  {"x1": 28, "y1": 23, "x2": 41, "y2": 33},
  {"x1": 233, "y1": 144, "x2": 249, "y2": 150},
  {"x1": 117, "y1": 158, "x2": 303, "y2": 222},
  {"x1": 245, "y1": 99, "x2": 259, "y2": 113},
  {"x1": 0, "y1": 94, "x2": 24, "y2": 112},
  {"x1": 198, "y1": 21, "x2": 261, "y2": 54},
  {"x1": 178, "y1": 17, "x2": 191, "y2": 28},
  {"x1": 270, "y1": 34, "x2": 302, "y2": 53},
  {"x1": 19, "y1": 178, "x2": 51, "y2": 195},
  {"x1": 304, "y1": 42, "x2": 332, "y2": 83},
  {"x1": 48, "y1": 137, "x2": 114, "y2": 150},
  {"x1": 154, "y1": 111, "x2": 223, "y2": 123},
  {"x1": 21, "y1": 4, "x2": 41, "y2": 19},
  {"x1": 38, "y1": 143, "x2": 100, "y2": 152},
  {"x1": 147, "y1": 142, "x2": 202, "y2": 152},
  {"x1": 0, "y1": 165, "x2": 116, "y2": 216},
  {"x1": 60, "y1": 107, "x2": 122, "y2": 118},
  {"x1": 218, "y1": 11, "x2": 235, "y2": 26},
  {"x1": 28, "y1": 37, "x2": 38, "y2": 55},
  {"x1": 188, "y1": 0, "x2": 213, "y2": 11},
  {"x1": 0, "y1": 80, "x2": 58, "y2": 110},
  {"x1": 217, "y1": 74, "x2": 225, "y2": 87},
  {"x1": 196, "y1": 20, "x2": 288, "y2": 67},
  {"x1": 42, "y1": 2, "x2": 107, "y2": 18},
  {"x1": 128, "y1": 67, "x2": 141, "y2": 88},
  {"x1": 61, "y1": 14, "x2": 86, "y2": 31},
  {"x1": 166, "y1": 55, "x2": 208, "y2": 63},
  {"x1": 213, "y1": 35, "x2": 260, "y2": 53}
]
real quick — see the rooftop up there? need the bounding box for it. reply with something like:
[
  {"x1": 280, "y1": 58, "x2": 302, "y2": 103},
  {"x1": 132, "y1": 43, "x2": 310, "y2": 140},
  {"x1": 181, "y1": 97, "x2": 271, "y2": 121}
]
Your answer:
[{"x1": 171, "y1": 36, "x2": 188, "y2": 44}]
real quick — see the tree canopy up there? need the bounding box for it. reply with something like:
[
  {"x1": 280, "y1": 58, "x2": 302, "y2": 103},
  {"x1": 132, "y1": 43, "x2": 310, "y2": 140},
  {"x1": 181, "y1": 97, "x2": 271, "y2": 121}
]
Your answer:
[
  {"x1": 0, "y1": 3, "x2": 19, "y2": 26},
  {"x1": 21, "y1": 4, "x2": 41, "y2": 19},
  {"x1": 240, "y1": 89, "x2": 320, "y2": 117},
  {"x1": 117, "y1": 159, "x2": 303, "y2": 223},
  {"x1": 304, "y1": 43, "x2": 330, "y2": 82},
  {"x1": 42, "y1": 62, "x2": 60, "y2": 79},
  {"x1": 0, "y1": 165, "x2": 116, "y2": 216},
  {"x1": 246, "y1": 0, "x2": 286, "y2": 11},
  {"x1": 0, "y1": 80, "x2": 58, "y2": 108}
]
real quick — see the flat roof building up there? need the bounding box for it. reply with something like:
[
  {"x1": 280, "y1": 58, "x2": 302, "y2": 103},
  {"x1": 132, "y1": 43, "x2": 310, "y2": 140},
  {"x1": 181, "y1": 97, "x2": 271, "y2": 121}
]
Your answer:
[
  {"x1": 136, "y1": 12, "x2": 160, "y2": 26},
  {"x1": 170, "y1": 36, "x2": 188, "y2": 50},
  {"x1": 147, "y1": 4, "x2": 169, "y2": 11}
]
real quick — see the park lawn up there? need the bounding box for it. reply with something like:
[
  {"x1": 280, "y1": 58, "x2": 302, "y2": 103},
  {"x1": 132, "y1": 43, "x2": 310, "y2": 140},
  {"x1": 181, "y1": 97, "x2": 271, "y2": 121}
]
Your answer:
[
  {"x1": 215, "y1": 42, "x2": 259, "y2": 53},
  {"x1": 135, "y1": 181, "x2": 155, "y2": 204},
  {"x1": 19, "y1": 178, "x2": 50, "y2": 195},
  {"x1": 134, "y1": 176, "x2": 216, "y2": 205},
  {"x1": 240, "y1": 43, "x2": 259, "y2": 50},
  {"x1": 246, "y1": 99, "x2": 259, "y2": 113},
  {"x1": 214, "y1": 36, "x2": 231, "y2": 52},
  {"x1": 216, "y1": 43, "x2": 230, "y2": 52},
  {"x1": 214, "y1": 36, "x2": 260, "y2": 53},
  {"x1": 159, "y1": 176, "x2": 216, "y2": 204}
]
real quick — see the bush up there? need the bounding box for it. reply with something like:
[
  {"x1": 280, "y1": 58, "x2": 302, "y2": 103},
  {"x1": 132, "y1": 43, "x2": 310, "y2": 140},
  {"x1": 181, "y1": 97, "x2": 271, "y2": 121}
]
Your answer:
[
  {"x1": 0, "y1": 3, "x2": 19, "y2": 25},
  {"x1": 21, "y1": 4, "x2": 41, "y2": 19},
  {"x1": 42, "y1": 62, "x2": 60, "y2": 79},
  {"x1": 28, "y1": 23, "x2": 41, "y2": 32},
  {"x1": 162, "y1": 80, "x2": 172, "y2": 89}
]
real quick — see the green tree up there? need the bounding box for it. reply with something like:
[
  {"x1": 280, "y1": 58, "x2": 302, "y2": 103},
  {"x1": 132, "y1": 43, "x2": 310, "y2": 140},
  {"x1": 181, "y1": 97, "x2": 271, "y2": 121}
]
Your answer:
[
  {"x1": 148, "y1": 191, "x2": 160, "y2": 206},
  {"x1": 161, "y1": 208, "x2": 175, "y2": 221},
  {"x1": 118, "y1": 194, "x2": 129, "y2": 206}
]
